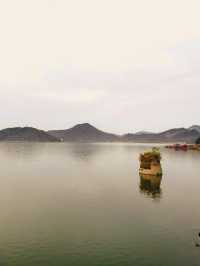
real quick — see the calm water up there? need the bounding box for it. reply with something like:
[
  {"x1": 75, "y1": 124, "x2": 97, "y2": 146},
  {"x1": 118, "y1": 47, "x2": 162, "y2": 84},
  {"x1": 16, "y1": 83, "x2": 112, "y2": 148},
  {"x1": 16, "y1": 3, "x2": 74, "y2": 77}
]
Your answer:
[{"x1": 0, "y1": 142, "x2": 200, "y2": 266}]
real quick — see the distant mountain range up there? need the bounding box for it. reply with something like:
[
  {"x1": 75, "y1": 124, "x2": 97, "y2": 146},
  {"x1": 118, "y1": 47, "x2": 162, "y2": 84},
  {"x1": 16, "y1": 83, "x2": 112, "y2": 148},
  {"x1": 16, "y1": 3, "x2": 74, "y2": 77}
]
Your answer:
[
  {"x1": 48, "y1": 123, "x2": 200, "y2": 144},
  {"x1": 121, "y1": 127, "x2": 200, "y2": 143},
  {"x1": 0, "y1": 123, "x2": 199, "y2": 143}
]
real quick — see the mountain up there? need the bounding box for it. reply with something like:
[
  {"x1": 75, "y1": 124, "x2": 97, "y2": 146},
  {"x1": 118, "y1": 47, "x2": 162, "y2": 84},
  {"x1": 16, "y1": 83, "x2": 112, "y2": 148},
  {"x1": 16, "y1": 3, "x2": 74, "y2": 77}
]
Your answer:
[
  {"x1": 49, "y1": 123, "x2": 200, "y2": 143},
  {"x1": 0, "y1": 127, "x2": 60, "y2": 142},
  {"x1": 48, "y1": 123, "x2": 119, "y2": 142},
  {"x1": 0, "y1": 124, "x2": 199, "y2": 143},
  {"x1": 135, "y1": 131, "x2": 154, "y2": 135},
  {"x1": 188, "y1": 125, "x2": 200, "y2": 133},
  {"x1": 121, "y1": 127, "x2": 200, "y2": 143}
]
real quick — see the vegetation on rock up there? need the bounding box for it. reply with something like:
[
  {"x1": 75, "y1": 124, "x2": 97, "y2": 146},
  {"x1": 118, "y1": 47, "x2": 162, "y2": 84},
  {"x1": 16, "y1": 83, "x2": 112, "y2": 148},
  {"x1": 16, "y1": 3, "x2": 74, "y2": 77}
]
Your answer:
[{"x1": 139, "y1": 147, "x2": 161, "y2": 169}]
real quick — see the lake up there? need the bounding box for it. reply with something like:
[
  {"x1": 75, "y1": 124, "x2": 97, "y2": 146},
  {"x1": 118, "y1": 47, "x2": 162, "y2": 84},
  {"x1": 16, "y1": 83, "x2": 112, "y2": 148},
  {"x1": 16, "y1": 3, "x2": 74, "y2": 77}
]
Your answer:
[{"x1": 0, "y1": 142, "x2": 199, "y2": 266}]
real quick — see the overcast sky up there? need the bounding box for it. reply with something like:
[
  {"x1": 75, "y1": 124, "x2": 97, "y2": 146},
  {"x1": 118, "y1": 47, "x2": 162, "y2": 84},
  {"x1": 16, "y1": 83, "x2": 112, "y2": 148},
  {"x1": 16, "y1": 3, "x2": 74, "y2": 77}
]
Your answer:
[{"x1": 0, "y1": 0, "x2": 200, "y2": 133}]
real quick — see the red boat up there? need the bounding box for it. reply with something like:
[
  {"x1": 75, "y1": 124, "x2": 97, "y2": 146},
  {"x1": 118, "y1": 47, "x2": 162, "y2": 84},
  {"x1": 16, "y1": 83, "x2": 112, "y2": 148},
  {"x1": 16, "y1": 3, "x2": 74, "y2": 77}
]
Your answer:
[{"x1": 165, "y1": 144, "x2": 188, "y2": 151}]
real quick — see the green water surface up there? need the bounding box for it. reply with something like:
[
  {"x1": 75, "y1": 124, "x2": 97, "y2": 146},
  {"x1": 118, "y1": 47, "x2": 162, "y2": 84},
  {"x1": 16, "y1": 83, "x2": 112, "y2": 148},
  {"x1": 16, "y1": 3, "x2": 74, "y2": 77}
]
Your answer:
[{"x1": 0, "y1": 142, "x2": 199, "y2": 266}]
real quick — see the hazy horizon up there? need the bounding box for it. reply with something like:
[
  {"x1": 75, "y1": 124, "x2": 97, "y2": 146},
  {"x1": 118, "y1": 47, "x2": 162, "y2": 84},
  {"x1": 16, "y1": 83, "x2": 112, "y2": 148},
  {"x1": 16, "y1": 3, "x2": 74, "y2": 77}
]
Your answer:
[
  {"x1": 1, "y1": 0, "x2": 200, "y2": 134},
  {"x1": 0, "y1": 122, "x2": 199, "y2": 135}
]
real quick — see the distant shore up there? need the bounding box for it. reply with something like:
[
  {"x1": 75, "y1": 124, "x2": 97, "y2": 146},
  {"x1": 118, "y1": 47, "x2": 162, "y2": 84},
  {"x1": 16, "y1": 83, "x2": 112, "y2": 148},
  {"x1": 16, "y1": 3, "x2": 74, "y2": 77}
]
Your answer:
[{"x1": 0, "y1": 123, "x2": 199, "y2": 143}]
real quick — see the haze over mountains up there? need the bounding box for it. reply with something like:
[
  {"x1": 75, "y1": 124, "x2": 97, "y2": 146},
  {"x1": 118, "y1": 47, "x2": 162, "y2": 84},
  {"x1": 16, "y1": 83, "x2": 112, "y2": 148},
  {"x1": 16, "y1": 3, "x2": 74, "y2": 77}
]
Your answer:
[{"x1": 0, "y1": 123, "x2": 199, "y2": 143}]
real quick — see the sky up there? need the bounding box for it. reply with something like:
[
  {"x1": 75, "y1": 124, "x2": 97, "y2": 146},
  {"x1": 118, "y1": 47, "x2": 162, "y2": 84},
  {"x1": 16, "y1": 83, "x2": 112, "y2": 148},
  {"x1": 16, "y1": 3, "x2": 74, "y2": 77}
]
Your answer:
[{"x1": 0, "y1": 0, "x2": 200, "y2": 134}]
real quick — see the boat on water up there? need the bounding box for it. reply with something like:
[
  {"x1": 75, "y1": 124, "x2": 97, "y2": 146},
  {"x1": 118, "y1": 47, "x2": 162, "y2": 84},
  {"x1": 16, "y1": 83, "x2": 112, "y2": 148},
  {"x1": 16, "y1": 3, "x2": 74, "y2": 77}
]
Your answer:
[
  {"x1": 165, "y1": 143, "x2": 200, "y2": 151},
  {"x1": 165, "y1": 143, "x2": 188, "y2": 151},
  {"x1": 139, "y1": 148, "x2": 162, "y2": 176}
]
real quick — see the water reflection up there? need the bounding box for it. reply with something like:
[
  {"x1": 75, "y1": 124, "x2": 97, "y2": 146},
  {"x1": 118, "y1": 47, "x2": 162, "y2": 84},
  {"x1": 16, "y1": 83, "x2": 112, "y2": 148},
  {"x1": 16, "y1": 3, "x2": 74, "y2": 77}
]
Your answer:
[
  {"x1": 66, "y1": 143, "x2": 104, "y2": 161},
  {"x1": 139, "y1": 174, "x2": 162, "y2": 199},
  {"x1": 0, "y1": 142, "x2": 46, "y2": 159}
]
